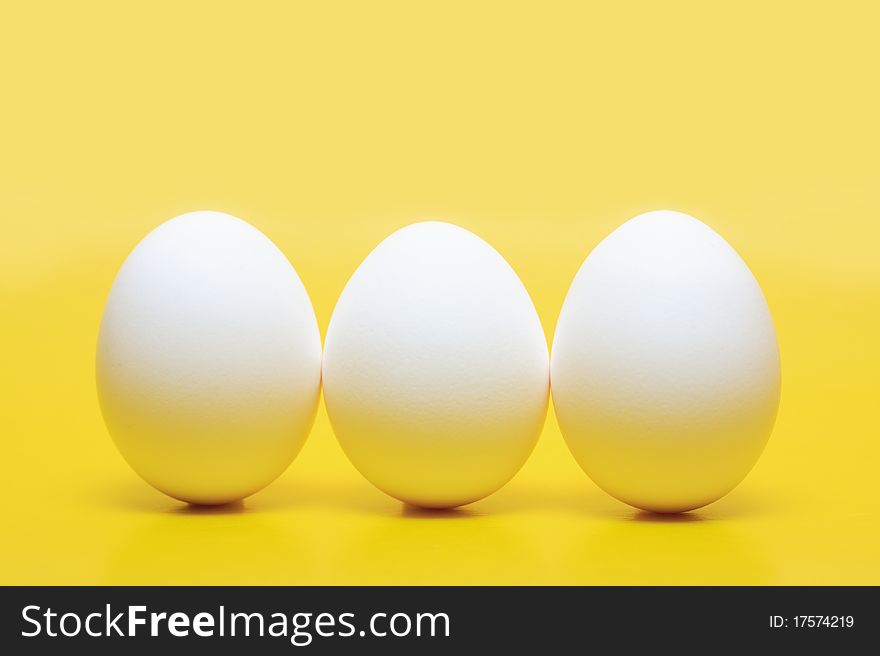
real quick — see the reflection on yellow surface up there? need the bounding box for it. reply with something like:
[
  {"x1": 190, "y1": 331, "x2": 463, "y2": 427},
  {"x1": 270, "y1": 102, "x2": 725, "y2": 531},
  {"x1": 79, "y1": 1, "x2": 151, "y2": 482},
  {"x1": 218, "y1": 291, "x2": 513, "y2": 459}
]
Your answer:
[
  {"x1": 570, "y1": 513, "x2": 772, "y2": 586},
  {"x1": 2, "y1": 0, "x2": 880, "y2": 584}
]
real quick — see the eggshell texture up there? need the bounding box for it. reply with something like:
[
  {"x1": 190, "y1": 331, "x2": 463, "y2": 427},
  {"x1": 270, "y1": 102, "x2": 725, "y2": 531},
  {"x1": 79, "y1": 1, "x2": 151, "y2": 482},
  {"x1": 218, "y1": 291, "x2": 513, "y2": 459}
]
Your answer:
[
  {"x1": 97, "y1": 211, "x2": 322, "y2": 504},
  {"x1": 322, "y1": 222, "x2": 550, "y2": 508},
  {"x1": 551, "y1": 210, "x2": 780, "y2": 513}
]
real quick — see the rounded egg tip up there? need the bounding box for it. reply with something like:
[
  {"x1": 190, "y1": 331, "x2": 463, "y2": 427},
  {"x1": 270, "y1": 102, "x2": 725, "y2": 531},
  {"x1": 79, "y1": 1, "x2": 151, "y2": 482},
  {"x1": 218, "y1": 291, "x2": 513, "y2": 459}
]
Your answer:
[
  {"x1": 627, "y1": 208, "x2": 708, "y2": 228},
  {"x1": 160, "y1": 209, "x2": 244, "y2": 225},
  {"x1": 389, "y1": 219, "x2": 474, "y2": 238},
  {"x1": 622, "y1": 209, "x2": 727, "y2": 241}
]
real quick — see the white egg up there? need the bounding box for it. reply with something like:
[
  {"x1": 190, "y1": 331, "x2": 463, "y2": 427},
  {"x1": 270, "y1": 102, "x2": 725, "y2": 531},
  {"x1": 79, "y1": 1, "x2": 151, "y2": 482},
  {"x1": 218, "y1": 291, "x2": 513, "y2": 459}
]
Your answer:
[
  {"x1": 551, "y1": 210, "x2": 780, "y2": 513},
  {"x1": 96, "y1": 211, "x2": 322, "y2": 505},
  {"x1": 322, "y1": 222, "x2": 550, "y2": 508}
]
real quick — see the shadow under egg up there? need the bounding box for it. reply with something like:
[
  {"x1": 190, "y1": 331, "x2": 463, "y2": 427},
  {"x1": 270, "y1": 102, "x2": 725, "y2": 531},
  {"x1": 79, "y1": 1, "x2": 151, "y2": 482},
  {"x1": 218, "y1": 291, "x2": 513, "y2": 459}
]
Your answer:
[{"x1": 400, "y1": 503, "x2": 481, "y2": 520}]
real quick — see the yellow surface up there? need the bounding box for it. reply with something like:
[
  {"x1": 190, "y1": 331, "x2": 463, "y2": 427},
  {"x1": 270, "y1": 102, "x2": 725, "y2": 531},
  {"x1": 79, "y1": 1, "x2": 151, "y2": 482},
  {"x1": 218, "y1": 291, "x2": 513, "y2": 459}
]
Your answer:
[{"x1": 2, "y1": 1, "x2": 879, "y2": 585}]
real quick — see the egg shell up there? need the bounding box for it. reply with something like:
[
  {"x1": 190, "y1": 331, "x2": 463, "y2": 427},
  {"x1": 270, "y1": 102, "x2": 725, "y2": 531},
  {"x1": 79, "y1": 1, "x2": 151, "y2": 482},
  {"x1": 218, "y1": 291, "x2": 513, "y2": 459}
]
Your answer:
[
  {"x1": 322, "y1": 221, "x2": 550, "y2": 508},
  {"x1": 550, "y1": 210, "x2": 780, "y2": 513},
  {"x1": 96, "y1": 211, "x2": 322, "y2": 504}
]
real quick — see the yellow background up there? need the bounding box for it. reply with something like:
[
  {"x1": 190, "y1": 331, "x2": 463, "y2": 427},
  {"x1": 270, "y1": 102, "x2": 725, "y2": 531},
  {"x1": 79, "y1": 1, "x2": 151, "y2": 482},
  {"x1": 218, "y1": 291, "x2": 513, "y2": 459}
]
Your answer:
[{"x1": 2, "y1": 1, "x2": 879, "y2": 585}]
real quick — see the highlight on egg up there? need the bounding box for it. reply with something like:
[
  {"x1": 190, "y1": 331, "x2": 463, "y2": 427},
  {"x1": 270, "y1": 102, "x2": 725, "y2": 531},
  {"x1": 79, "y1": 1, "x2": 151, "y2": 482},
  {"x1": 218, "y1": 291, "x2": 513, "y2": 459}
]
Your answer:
[
  {"x1": 550, "y1": 210, "x2": 781, "y2": 513},
  {"x1": 96, "y1": 211, "x2": 323, "y2": 505},
  {"x1": 322, "y1": 221, "x2": 550, "y2": 509}
]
